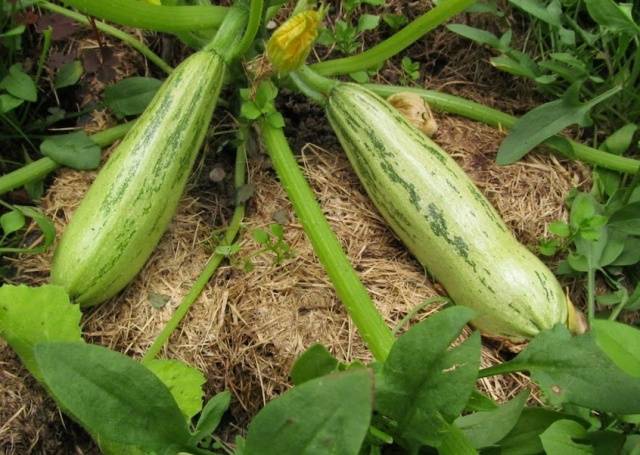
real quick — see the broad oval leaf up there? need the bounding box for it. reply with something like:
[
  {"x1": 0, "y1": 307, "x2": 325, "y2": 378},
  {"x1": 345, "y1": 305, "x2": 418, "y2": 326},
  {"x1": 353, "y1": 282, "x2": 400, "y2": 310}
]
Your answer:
[
  {"x1": 497, "y1": 408, "x2": 585, "y2": 455},
  {"x1": 34, "y1": 342, "x2": 192, "y2": 451},
  {"x1": 584, "y1": 0, "x2": 640, "y2": 35},
  {"x1": 40, "y1": 131, "x2": 102, "y2": 170},
  {"x1": 145, "y1": 358, "x2": 206, "y2": 419},
  {"x1": 497, "y1": 84, "x2": 621, "y2": 165},
  {"x1": 455, "y1": 390, "x2": 529, "y2": 449},
  {"x1": 540, "y1": 419, "x2": 592, "y2": 454},
  {"x1": 0, "y1": 284, "x2": 81, "y2": 381},
  {"x1": 591, "y1": 319, "x2": 640, "y2": 378},
  {"x1": 376, "y1": 306, "x2": 481, "y2": 450},
  {"x1": 0, "y1": 63, "x2": 37, "y2": 102},
  {"x1": 609, "y1": 202, "x2": 640, "y2": 235},
  {"x1": 290, "y1": 344, "x2": 339, "y2": 385},
  {"x1": 54, "y1": 60, "x2": 84, "y2": 89},
  {"x1": 500, "y1": 325, "x2": 640, "y2": 414},
  {"x1": 104, "y1": 77, "x2": 162, "y2": 118},
  {"x1": 245, "y1": 369, "x2": 373, "y2": 455}
]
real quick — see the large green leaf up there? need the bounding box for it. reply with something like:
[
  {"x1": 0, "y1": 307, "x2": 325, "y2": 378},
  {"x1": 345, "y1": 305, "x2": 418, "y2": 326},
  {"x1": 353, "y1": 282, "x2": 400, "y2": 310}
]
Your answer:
[
  {"x1": 584, "y1": 0, "x2": 640, "y2": 35},
  {"x1": 497, "y1": 408, "x2": 584, "y2": 455},
  {"x1": 540, "y1": 420, "x2": 592, "y2": 454},
  {"x1": 591, "y1": 320, "x2": 640, "y2": 378},
  {"x1": 496, "y1": 84, "x2": 621, "y2": 165},
  {"x1": 608, "y1": 202, "x2": 640, "y2": 235},
  {"x1": 34, "y1": 342, "x2": 191, "y2": 452},
  {"x1": 104, "y1": 77, "x2": 162, "y2": 118},
  {"x1": 455, "y1": 390, "x2": 529, "y2": 449},
  {"x1": 376, "y1": 307, "x2": 481, "y2": 450},
  {"x1": 290, "y1": 344, "x2": 339, "y2": 385},
  {"x1": 494, "y1": 325, "x2": 640, "y2": 414},
  {"x1": 146, "y1": 359, "x2": 206, "y2": 419},
  {"x1": 40, "y1": 131, "x2": 102, "y2": 170},
  {"x1": 245, "y1": 369, "x2": 373, "y2": 455},
  {"x1": 0, "y1": 284, "x2": 82, "y2": 381},
  {"x1": 0, "y1": 63, "x2": 37, "y2": 102}
]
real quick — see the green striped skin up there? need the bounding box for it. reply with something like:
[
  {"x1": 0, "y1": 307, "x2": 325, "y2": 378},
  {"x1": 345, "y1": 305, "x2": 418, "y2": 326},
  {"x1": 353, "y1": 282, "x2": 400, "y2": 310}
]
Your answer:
[
  {"x1": 327, "y1": 83, "x2": 567, "y2": 341},
  {"x1": 51, "y1": 50, "x2": 225, "y2": 307}
]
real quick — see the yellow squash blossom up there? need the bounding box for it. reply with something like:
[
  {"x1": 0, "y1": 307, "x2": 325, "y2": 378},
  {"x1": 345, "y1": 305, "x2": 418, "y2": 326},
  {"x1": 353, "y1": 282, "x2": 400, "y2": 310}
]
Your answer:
[{"x1": 266, "y1": 10, "x2": 322, "y2": 74}]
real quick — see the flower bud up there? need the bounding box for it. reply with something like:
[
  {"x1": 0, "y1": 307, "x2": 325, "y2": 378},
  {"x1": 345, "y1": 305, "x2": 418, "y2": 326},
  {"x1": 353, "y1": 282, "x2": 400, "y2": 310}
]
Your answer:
[{"x1": 266, "y1": 10, "x2": 322, "y2": 74}]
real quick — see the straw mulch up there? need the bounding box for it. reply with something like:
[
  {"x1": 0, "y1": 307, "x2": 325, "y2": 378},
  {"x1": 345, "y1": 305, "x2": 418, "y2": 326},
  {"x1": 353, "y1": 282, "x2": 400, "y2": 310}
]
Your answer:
[{"x1": 0, "y1": 99, "x2": 590, "y2": 452}]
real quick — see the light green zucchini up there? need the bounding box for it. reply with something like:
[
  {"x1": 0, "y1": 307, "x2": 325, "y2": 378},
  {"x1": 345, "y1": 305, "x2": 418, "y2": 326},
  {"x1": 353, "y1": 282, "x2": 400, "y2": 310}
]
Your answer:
[
  {"x1": 51, "y1": 50, "x2": 225, "y2": 307},
  {"x1": 326, "y1": 83, "x2": 569, "y2": 341}
]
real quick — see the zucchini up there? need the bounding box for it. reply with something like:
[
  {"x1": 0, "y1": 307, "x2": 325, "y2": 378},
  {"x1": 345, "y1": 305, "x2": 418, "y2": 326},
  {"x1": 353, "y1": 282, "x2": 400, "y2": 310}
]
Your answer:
[
  {"x1": 326, "y1": 83, "x2": 568, "y2": 341},
  {"x1": 51, "y1": 50, "x2": 225, "y2": 307}
]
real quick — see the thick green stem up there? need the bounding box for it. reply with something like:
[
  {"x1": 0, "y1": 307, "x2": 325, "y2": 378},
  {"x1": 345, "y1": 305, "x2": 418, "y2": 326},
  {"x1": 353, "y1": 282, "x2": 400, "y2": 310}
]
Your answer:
[
  {"x1": 0, "y1": 122, "x2": 133, "y2": 196},
  {"x1": 294, "y1": 66, "x2": 337, "y2": 99},
  {"x1": 310, "y1": 0, "x2": 476, "y2": 76},
  {"x1": 55, "y1": 0, "x2": 227, "y2": 33},
  {"x1": 233, "y1": 0, "x2": 264, "y2": 58},
  {"x1": 259, "y1": 120, "x2": 394, "y2": 362},
  {"x1": 40, "y1": 1, "x2": 173, "y2": 74},
  {"x1": 367, "y1": 84, "x2": 640, "y2": 174},
  {"x1": 204, "y1": 5, "x2": 248, "y2": 61},
  {"x1": 142, "y1": 129, "x2": 248, "y2": 364}
]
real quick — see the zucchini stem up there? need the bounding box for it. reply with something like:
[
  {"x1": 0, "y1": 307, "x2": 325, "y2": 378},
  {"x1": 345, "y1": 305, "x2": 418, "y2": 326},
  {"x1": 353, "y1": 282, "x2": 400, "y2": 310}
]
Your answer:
[
  {"x1": 0, "y1": 122, "x2": 134, "y2": 197},
  {"x1": 233, "y1": 0, "x2": 264, "y2": 59},
  {"x1": 310, "y1": 0, "x2": 476, "y2": 76},
  {"x1": 141, "y1": 126, "x2": 248, "y2": 364},
  {"x1": 205, "y1": 5, "x2": 249, "y2": 62},
  {"x1": 259, "y1": 119, "x2": 394, "y2": 362},
  {"x1": 39, "y1": 1, "x2": 173, "y2": 75},
  {"x1": 53, "y1": 0, "x2": 227, "y2": 33},
  {"x1": 293, "y1": 65, "x2": 337, "y2": 100},
  {"x1": 367, "y1": 84, "x2": 640, "y2": 174}
]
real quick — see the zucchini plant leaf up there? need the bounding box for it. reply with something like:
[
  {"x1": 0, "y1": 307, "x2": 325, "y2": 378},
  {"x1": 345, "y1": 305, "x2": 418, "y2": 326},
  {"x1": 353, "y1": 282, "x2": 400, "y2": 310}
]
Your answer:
[
  {"x1": 290, "y1": 343, "x2": 339, "y2": 385},
  {"x1": 40, "y1": 131, "x2": 102, "y2": 170},
  {"x1": 0, "y1": 284, "x2": 82, "y2": 381},
  {"x1": 496, "y1": 408, "x2": 584, "y2": 455},
  {"x1": 496, "y1": 84, "x2": 621, "y2": 165},
  {"x1": 104, "y1": 76, "x2": 162, "y2": 118},
  {"x1": 455, "y1": 390, "x2": 529, "y2": 449},
  {"x1": 376, "y1": 306, "x2": 481, "y2": 450},
  {"x1": 190, "y1": 391, "x2": 232, "y2": 445},
  {"x1": 245, "y1": 369, "x2": 373, "y2": 455},
  {"x1": 496, "y1": 325, "x2": 640, "y2": 414},
  {"x1": 34, "y1": 342, "x2": 192, "y2": 451},
  {"x1": 591, "y1": 319, "x2": 640, "y2": 377},
  {"x1": 540, "y1": 420, "x2": 592, "y2": 454},
  {"x1": 146, "y1": 358, "x2": 206, "y2": 419}
]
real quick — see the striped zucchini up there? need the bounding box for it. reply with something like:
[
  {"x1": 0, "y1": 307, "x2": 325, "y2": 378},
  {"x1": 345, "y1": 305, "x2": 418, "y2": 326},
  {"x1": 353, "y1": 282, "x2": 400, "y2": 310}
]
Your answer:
[
  {"x1": 51, "y1": 50, "x2": 225, "y2": 307},
  {"x1": 326, "y1": 83, "x2": 568, "y2": 341}
]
